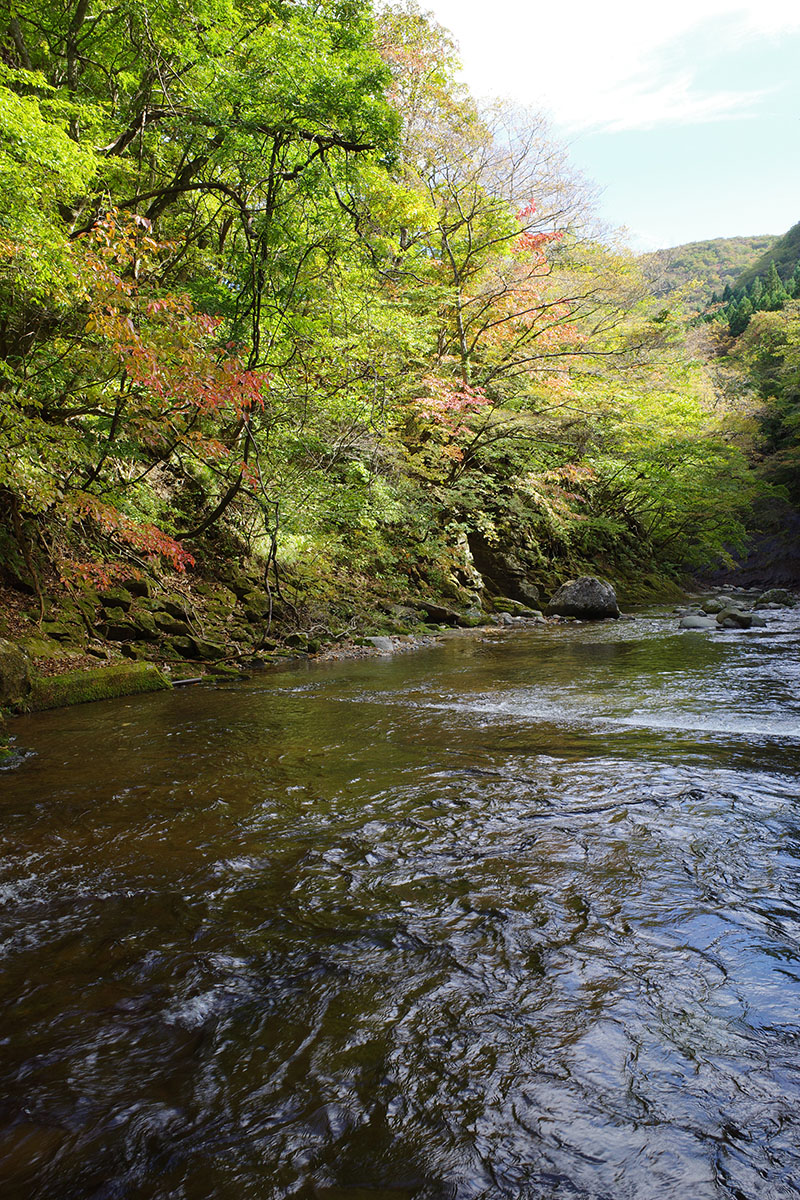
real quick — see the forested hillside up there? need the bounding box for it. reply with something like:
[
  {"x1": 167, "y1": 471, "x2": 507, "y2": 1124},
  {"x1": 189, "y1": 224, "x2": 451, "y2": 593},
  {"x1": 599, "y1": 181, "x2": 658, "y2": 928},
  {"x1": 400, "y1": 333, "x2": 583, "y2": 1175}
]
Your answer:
[
  {"x1": 735, "y1": 220, "x2": 800, "y2": 290},
  {"x1": 645, "y1": 234, "x2": 777, "y2": 307},
  {"x1": 0, "y1": 0, "x2": 787, "y2": 683}
]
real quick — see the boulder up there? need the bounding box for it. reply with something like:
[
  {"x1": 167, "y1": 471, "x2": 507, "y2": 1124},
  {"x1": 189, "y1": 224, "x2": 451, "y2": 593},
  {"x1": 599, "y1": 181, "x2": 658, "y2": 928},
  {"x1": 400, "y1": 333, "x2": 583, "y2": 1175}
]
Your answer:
[
  {"x1": 284, "y1": 631, "x2": 308, "y2": 648},
  {"x1": 101, "y1": 609, "x2": 160, "y2": 643},
  {"x1": 123, "y1": 576, "x2": 152, "y2": 599},
  {"x1": 680, "y1": 615, "x2": 717, "y2": 630},
  {"x1": 415, "y1": 600, "x2": 461, "y2": 627},
  {"x1": 166, "y1": 597, "x2": 195, "y2": 621},
  {"x1": 28, "y1": 662, "x2": 170, "y2": 711},
  {"x1": 154, "y1": 613, "x2": 193, "y2": 637},
  {"x1": 701, "y1": 598, "x2": 727, "y2": 615},
  {"x1": 546, "y1": 576, "x2": 619, "y2": 619},
  {"x1": 716, "y1": 608, "x2": 753, "y2": 629},
  {"x1": 366, "y1": 636, "x2": 395, "y2": 654},
  {"x1": 0, "y1": 639, "x2": 32, "y2": 707},
  {"x1": 755, "y1": 588, "x2": 795, "y2": 608},
  {"x1": 98, "y1": 588, "x2": 133, "y2": 611},
  {"x1": 458, "y1": 607, "x2": 484, "y2": 629}
]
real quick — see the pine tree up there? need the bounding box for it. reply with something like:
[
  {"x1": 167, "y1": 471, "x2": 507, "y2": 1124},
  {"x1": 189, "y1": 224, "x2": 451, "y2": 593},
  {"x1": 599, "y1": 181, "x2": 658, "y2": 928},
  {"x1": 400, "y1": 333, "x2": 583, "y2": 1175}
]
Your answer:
[
  {"x1": 788, "y1": 262, "x2": 800, "y2": 299},
  {"x1": 729, "y1": 297, "x2": 753, "y2": 337}
]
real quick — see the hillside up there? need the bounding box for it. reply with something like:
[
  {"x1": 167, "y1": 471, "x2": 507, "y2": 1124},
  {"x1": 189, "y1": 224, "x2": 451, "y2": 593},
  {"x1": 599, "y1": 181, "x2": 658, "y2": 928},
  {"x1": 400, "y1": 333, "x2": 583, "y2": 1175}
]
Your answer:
[
  {"x1": 644, "y1": 235, "x2": 778, "y2": 306},
  {"x1": 735, "y1": 219, "x2": 800, "y2": 289}
]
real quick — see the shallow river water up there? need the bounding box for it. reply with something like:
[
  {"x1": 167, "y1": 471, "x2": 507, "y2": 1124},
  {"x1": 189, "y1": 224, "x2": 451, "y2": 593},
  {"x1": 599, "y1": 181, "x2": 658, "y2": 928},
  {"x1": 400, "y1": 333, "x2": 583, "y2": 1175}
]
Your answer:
[{"x1": 2, "y1": 608, "x2": 800, "y2": 1200}]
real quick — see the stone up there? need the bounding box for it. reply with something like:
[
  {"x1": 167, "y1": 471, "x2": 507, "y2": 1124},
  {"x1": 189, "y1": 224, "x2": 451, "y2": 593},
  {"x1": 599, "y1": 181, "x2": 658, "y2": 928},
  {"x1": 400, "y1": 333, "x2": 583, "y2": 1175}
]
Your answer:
[
  {"x1": 242, "y1": 592, "x2": 270, "y2": 620},
  {"x1": 154, "y1": 613, "x2": 193, "y2": 637},
  {"x1": 415, "y1": 600, "x2": 460, "y2": 626},
  {"x1": 366, "y1": 636, "x2": 395, "y2": 654},
  {"x1": 492, "y1": 597, "x2": 529, "y2": 615},
  {"x1": 98, "y1": 588, "x2": 133, "y2": 611},
  {"x1": 0, "y1": 639, "x2": 32, "y2": 707},
  {"x1": 498, "y1": 612, "x2": 514, "y2": 626},
  {"x1": 457, "y1": 608, "x2": 484, "y2": 629},
  {"x1": 101, "y1": 609, "x2": 160, "y2": 643},
  {"x1": 679, "y1": 615, "x2": 717, "y2": 630},
  {"x1": 220, "y1": 571, "x2": 254, "y2": 600},
  {"x1": 755, "y1": 588, "x2": 795, "y2": 608},
  {"x1": 285, "y1": 632, "x2": 308, "y2": 648},
  {"x1": 750, "y1": 614, "x2": 768, "y2": 627},
  {"x1": 123, "y1": 576, "x2": 152, "y2": 598},
  {"x1": 188, "y1": 637, "x2": 226, "y2": 660},
  {"x1": 546, "y1": 576, "x2": 619, "y2": 619},
  {"x1": 120, "y1": 644, "x2": 145, "y2": 660},
  {"x1": 701, "y1": 599, "x2": 726, "y2": 614},
  {"x1": 40, "y1": 620, "x2": 80, "y2": 643},
  {"x1": 716, "y1": 608, "x2": 753, "y2": 629},
  {"x1": 158, "y1": 594, "x2": 193, "y2": 621},
  {"x1": 466, "y1": 532, "x2": 542, "y2": 609},
  {"x1": 27, "y1": 662, "x2": 170, "y2": 711}
]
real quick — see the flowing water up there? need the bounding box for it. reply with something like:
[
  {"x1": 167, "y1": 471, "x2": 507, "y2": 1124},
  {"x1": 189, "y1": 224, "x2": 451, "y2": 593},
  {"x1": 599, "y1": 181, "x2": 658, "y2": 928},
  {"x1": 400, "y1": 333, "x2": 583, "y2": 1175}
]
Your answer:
[{"x1": 2, "y1": 606, "x2": 800, "y2": 1200}]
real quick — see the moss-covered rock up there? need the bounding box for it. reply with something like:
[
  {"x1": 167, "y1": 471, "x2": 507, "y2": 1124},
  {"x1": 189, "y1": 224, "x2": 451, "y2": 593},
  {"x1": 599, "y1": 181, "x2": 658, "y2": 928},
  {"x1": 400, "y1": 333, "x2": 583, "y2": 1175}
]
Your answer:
[
  {"x1": 40, "y1": 619, "x2": 82, "y2": 643},
  {"x1": 163, "y1": 635, "x2": 225, "y2": 660},
  {"x1": 284, "y1": 631, "x2": 308, "y2": 648},
  {"x1": 161, "y1": 595, "x2": 194, "y2": 621},
  {"x1": 0, "y1": 639, "x2": 32, "y2": 707},
  {"x1": 27, "y1": 662, "x2": 171, "y2": 711},
  {"x1": 154, "y1": 613, "x2": 193, "y2": 637},
  {"x1": 98, "y1": 588, "x2": 133, "y2": 611},
  {"x1": 124, "y1": 576, "x2": 152, "y2": 599},
  {"x1": 242, "y1": 592, "x2": 270, "y2": 621},
  {"x1": 101, "y1": 609, "x2": 160, "y2": 643}
]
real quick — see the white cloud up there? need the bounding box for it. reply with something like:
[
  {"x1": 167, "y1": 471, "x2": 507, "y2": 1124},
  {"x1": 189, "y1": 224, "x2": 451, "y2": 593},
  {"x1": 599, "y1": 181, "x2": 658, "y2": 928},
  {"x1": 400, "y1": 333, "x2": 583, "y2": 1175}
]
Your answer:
[{"x1": 422, "y1": 0, "x2": 800, "y2": 132}]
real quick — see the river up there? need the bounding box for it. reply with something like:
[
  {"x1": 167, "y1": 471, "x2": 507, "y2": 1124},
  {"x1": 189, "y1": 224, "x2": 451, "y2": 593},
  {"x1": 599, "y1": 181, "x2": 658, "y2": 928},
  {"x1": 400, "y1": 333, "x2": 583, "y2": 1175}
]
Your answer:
[{"x1": 2, "y1": 606, "x2": 800, "y2": 1199}]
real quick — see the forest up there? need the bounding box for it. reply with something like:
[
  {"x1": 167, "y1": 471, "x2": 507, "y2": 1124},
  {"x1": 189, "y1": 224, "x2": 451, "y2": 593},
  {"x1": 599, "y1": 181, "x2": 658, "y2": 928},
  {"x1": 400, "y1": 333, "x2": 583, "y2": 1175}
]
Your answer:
[{"x1": 0, "y1": 0, "x2": 798, "y2": 689}]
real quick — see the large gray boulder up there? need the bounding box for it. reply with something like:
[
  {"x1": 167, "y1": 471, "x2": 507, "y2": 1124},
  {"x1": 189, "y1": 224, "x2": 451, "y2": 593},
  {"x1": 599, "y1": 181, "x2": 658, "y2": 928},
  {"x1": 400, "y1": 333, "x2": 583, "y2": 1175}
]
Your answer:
[
  {"x1": 680, "y1": 615, "x2": 716, "y2": 630},
  {"x1": 717, "y1": 608, "x2": 753, "y2": 629},
  {"x1": 546, "y1": 576, "x2": 619, "y2": 619}
]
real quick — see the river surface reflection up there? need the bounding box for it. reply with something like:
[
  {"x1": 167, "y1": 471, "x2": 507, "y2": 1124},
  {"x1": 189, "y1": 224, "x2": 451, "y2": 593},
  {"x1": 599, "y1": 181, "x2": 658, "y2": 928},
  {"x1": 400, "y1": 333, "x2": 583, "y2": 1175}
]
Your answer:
[{"x1": 2, "y1": 609, "x2": 800, "y2": 1199}]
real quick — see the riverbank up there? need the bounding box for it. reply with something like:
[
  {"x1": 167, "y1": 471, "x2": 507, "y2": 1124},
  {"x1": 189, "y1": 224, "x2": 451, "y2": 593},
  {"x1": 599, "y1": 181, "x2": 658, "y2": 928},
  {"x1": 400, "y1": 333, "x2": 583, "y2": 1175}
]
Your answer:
[{"x1": 0, "y1": 551, "x2": 688, "y2": 727}]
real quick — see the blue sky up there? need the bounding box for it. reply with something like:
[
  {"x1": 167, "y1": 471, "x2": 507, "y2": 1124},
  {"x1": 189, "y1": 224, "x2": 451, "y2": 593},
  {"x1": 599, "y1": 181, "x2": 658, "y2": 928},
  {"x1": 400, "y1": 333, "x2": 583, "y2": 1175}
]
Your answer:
[{"x1": 421, "y1": 0, "x2": 800, "y2": 250}]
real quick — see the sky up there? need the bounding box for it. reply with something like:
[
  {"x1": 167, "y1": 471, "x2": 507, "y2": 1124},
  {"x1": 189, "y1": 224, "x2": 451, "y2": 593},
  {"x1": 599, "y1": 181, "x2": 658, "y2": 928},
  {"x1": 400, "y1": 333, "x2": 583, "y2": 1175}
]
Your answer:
[{"x1": 420, "y1": 0, "x2": 800, "y2": 250}]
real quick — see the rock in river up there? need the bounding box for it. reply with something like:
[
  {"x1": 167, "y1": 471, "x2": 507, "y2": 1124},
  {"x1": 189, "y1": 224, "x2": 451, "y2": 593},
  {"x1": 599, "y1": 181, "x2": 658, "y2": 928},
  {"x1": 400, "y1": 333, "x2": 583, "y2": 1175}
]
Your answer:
[
  {"x1": 680, "y1": 615, "x2": 717, "y2": 630},
  {"x1": 717, "y1": 608, "x2": 753, "y2": 629},
  {"x1": 546, "y1": 576, "x2": 619, "y2": 620}
]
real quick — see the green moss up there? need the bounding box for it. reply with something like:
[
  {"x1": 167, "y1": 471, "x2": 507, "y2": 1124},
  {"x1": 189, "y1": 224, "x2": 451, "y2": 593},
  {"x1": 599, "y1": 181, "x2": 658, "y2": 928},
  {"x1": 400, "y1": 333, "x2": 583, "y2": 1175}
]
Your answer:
[
  {"x1": 27, "y1": 663, "x2": 171, "y2": 712},
  {"x1": 615, "y1": 572, "x2": 686, "y2": 605}
]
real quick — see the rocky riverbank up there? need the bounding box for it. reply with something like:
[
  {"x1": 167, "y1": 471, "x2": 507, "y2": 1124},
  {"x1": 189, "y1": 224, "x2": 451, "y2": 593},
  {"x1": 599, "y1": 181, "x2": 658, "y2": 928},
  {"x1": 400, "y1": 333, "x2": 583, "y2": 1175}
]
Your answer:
[{"x1": 0, "y1": 567, "x2": 651, "y2": 735}]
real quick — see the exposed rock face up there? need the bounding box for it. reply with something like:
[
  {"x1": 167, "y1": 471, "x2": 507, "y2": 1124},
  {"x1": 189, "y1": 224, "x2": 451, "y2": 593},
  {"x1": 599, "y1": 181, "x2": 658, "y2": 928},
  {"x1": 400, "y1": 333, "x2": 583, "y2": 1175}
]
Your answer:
[
  {"x1": 546, "y1": 576, "x2": 619, "y2": 619},
  {"x1": 416, "y1": 600, "x2": 461, "y2": 627},
  {"x1": 466, "y1": 533, "x2": 541, "y2": 610}
]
